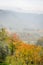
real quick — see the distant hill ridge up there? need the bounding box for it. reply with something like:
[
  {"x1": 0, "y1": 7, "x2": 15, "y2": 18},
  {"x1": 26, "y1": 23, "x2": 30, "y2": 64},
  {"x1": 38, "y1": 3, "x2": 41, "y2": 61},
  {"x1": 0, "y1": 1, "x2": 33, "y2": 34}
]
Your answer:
[{"x1": 0, "y1": 9, "x2": 43, "y2": 31}]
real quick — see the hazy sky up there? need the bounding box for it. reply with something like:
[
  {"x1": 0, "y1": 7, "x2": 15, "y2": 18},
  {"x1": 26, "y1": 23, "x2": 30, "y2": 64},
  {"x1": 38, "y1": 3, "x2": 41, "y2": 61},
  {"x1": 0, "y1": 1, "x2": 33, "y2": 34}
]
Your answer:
[{"x1": 0, "y1": 0, "x2": 43, "y2": 13}]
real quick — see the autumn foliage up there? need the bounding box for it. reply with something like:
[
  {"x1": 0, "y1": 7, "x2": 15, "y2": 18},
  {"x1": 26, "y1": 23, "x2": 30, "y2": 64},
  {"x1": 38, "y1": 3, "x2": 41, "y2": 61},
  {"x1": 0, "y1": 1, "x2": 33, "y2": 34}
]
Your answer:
[{"x1": 0, "y1": 28, "x2": 43, "y2": 65}]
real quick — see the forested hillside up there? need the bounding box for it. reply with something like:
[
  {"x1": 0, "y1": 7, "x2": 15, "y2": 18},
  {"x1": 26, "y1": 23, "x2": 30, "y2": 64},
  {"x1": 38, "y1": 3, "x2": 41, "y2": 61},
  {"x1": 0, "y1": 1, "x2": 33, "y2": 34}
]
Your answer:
[{"x1": 0, "y1": 28, "x2": 43, "y2": 65}]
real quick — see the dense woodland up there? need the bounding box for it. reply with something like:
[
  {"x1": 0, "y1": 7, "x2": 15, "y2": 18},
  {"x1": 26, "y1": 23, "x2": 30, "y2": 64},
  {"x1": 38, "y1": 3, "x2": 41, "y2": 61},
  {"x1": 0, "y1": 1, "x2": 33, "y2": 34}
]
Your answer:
[{"x1": 0, "y1": 28, "x2": 43, "y2": 65}]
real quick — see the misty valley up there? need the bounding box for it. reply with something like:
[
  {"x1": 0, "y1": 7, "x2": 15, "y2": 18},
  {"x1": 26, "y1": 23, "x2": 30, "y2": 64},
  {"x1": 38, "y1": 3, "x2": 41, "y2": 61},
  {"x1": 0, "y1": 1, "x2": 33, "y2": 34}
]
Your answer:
[{"x1": 0, "y1": 10, "x2": 43, "y2": 65}]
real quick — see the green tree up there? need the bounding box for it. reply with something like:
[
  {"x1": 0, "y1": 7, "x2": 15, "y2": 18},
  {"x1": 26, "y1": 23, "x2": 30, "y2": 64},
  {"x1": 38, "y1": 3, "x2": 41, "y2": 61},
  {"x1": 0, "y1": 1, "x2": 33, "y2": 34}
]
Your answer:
[{"x1": 0, "y1": 28, "x2": 10, "y2": 63}]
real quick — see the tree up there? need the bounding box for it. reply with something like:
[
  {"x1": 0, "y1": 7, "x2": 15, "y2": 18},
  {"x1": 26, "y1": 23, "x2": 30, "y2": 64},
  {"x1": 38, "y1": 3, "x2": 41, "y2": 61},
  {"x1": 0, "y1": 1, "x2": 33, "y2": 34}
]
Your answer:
[
  {"x1": 36, "y1": 37, "x2": 43, "y2": 46},
  {"x1": 0, "y1": 45, "x2": 8, "y2": 63},
  {"x1": 0, "y1": 28, "x2": 10, "y2": 62}
]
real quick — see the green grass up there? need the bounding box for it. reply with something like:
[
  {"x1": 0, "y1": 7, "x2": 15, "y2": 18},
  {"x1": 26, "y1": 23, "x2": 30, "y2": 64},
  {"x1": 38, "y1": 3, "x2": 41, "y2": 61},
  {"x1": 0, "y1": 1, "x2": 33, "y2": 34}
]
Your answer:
[{"x1": 0, "y1": 63, "x2": 9, "y2": 65}]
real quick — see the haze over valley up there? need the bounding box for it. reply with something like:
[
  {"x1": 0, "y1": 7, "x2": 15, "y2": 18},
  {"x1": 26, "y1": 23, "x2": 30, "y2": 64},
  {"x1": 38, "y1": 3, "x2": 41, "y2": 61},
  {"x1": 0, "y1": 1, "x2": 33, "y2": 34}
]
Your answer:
[{"x1": 0, "y1": 10, "x2": 43, "y2": 44}]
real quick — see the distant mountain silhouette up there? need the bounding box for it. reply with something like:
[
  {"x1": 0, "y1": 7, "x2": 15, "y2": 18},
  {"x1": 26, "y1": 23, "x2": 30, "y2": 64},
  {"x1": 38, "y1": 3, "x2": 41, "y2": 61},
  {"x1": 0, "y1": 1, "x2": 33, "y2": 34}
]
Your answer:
[{"x1": 0, "y1": 9, "x2": 43, "y2": 32}]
